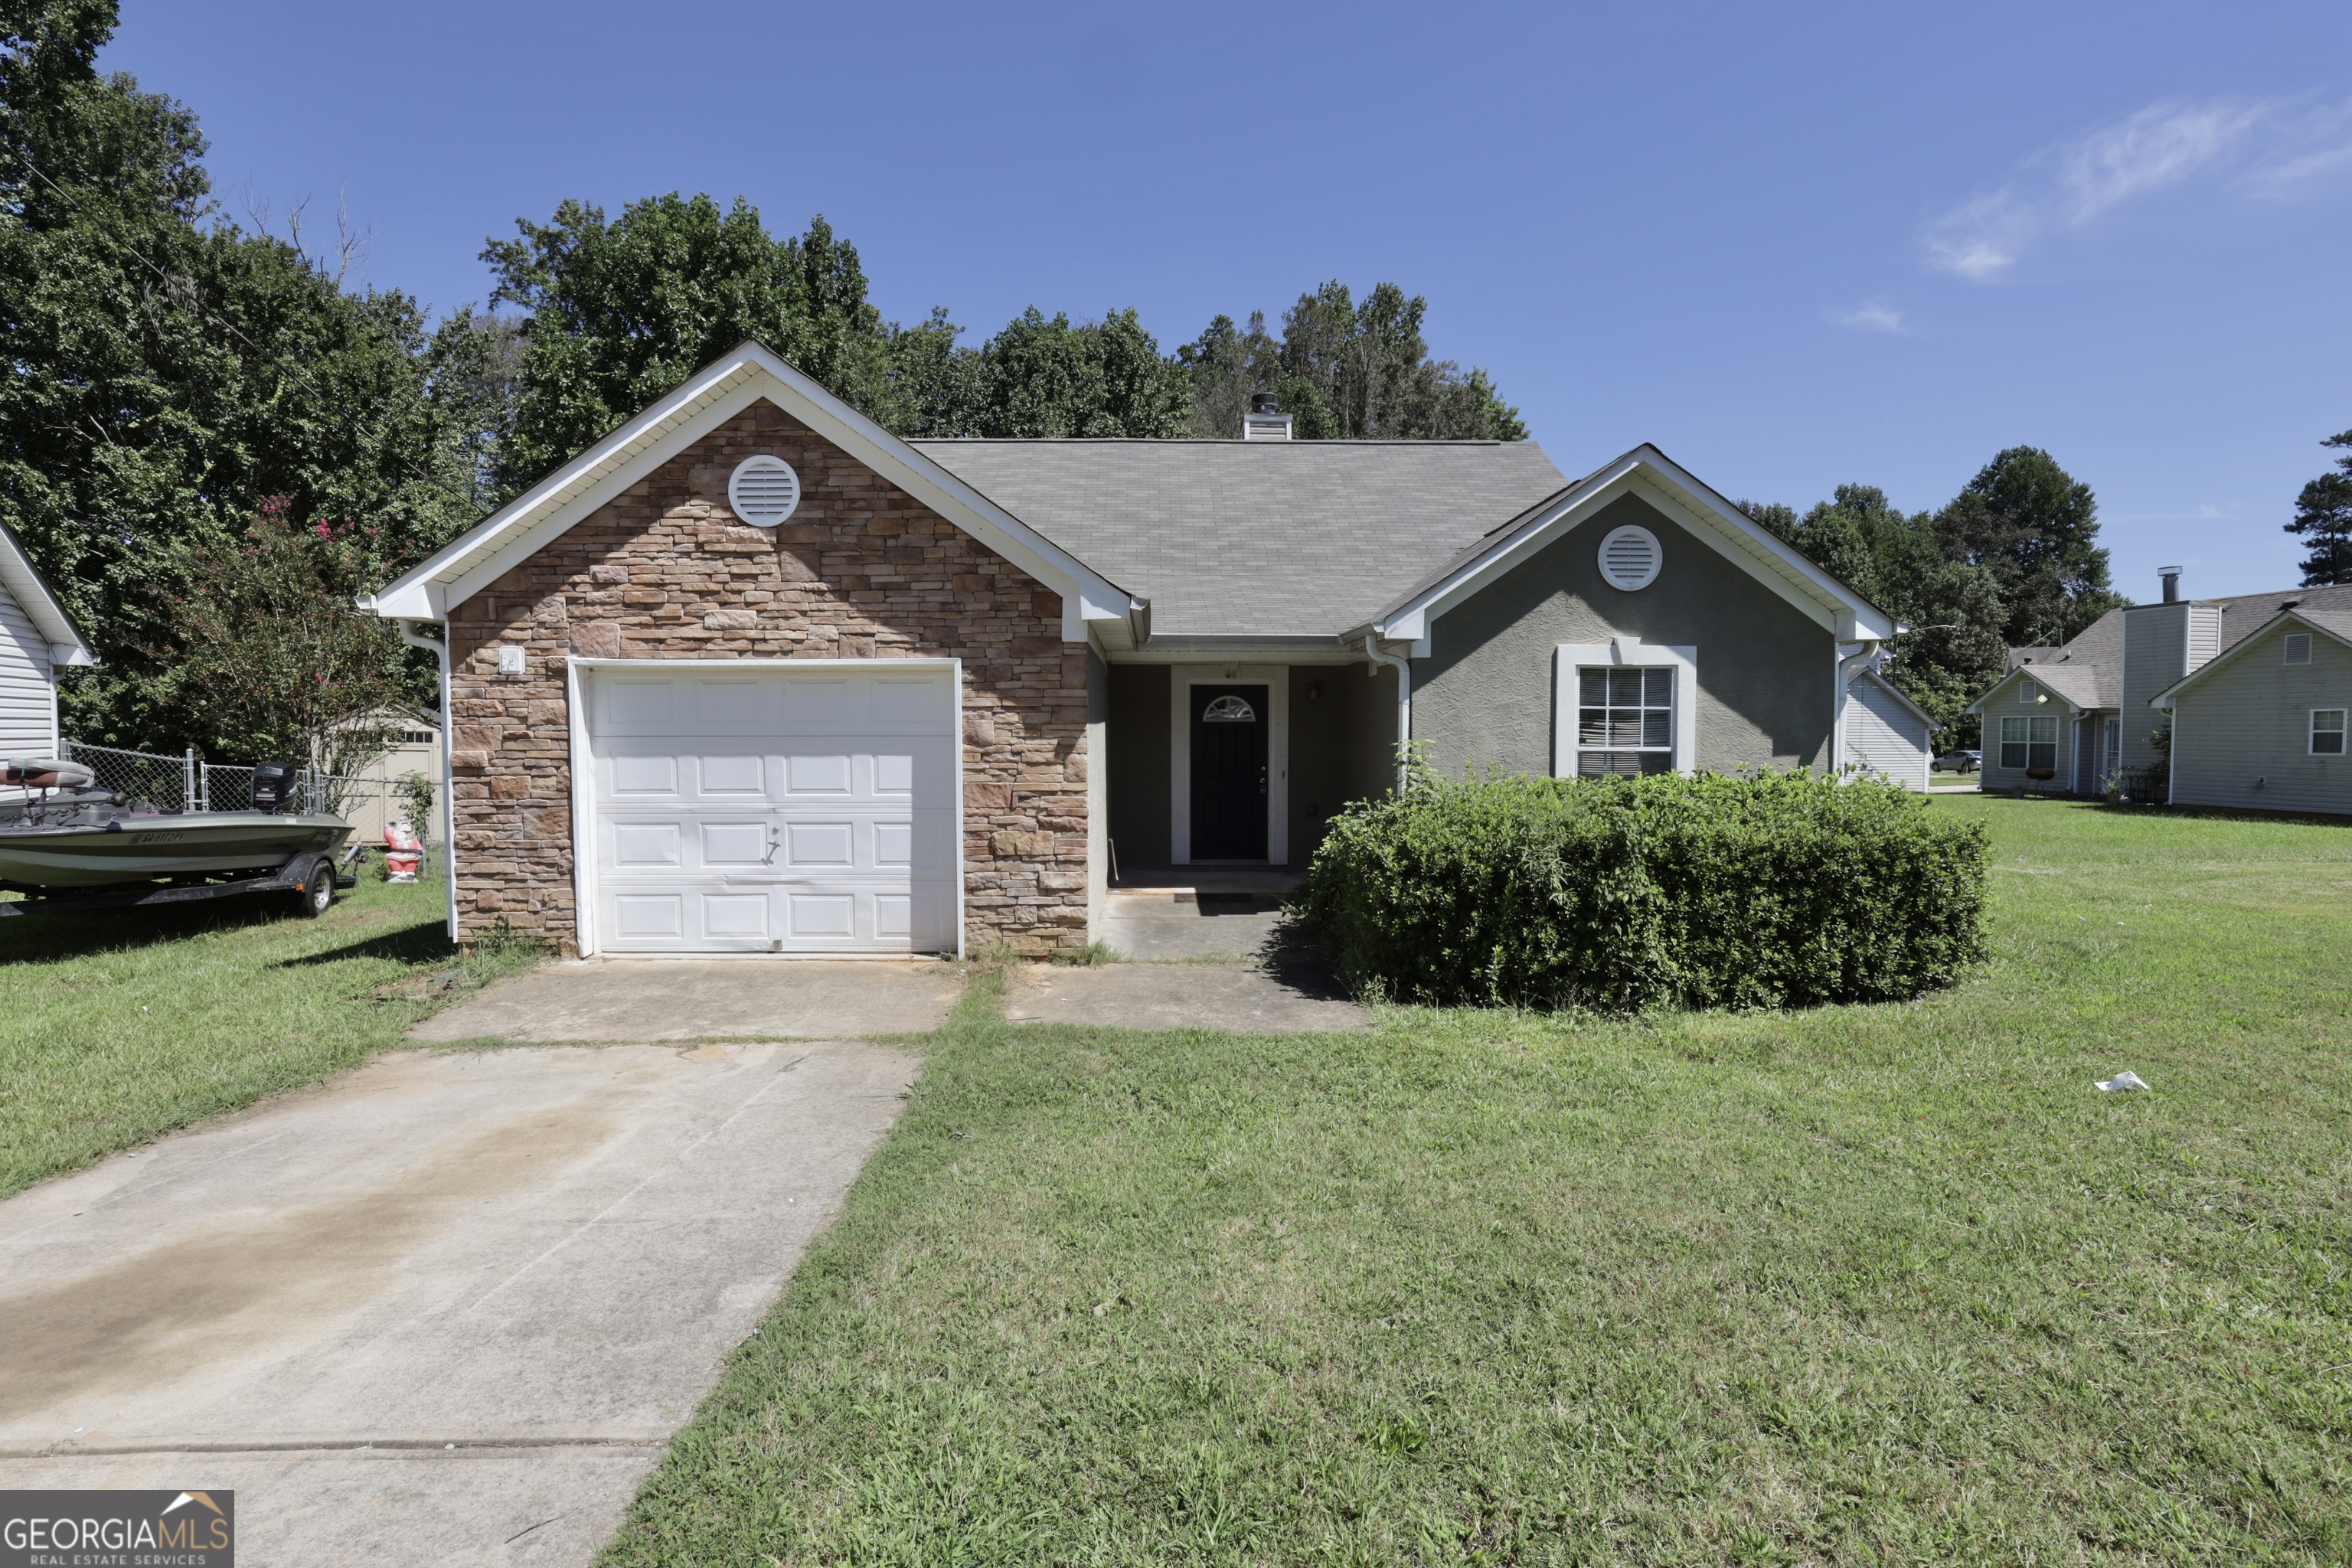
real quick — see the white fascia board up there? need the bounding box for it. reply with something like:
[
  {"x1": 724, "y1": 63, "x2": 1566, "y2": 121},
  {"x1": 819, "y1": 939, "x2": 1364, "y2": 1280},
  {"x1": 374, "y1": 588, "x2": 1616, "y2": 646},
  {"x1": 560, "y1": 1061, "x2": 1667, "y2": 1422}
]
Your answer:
[
  {"x1": 1373, "y1": 447, "x2": 1893, "y2": 645},
  {"x1": 366, "y1": 343, "x2": 1135, "y2": 639},
  {"x1": 0, "y1": 525, "x2": 96, "y2": 665},
  {"x1": 1966, "y1": 666, "x2": 2082, "y2": 717},
  {"x1": 2148, "y1": 609, "x2": 2352, "y2": 705}
]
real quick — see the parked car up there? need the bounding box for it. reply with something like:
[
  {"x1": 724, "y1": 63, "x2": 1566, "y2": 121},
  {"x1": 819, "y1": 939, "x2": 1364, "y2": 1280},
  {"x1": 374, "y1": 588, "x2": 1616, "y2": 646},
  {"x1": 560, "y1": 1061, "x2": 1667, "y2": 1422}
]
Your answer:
[{"x1": 1930, "y1": 750, "x2": 1981, "y2": 774}]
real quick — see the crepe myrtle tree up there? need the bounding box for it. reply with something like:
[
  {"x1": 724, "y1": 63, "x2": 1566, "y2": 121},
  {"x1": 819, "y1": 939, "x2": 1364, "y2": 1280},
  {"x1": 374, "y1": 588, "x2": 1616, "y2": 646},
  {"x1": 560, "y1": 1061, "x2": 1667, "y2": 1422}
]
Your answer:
[{"x1": 162, "y1": 498, "x2": 410, "y2": 804}]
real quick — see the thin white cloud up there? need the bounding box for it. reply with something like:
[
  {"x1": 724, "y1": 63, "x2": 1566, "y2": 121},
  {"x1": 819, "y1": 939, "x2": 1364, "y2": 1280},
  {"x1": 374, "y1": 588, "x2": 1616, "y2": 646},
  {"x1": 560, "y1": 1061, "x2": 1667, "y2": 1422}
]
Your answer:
[
  {"x1": 1926, "y1": 191, "x2": 2037, "y2": 279},
  {"x1": 1926, "y1": 97, "x2": 2312, "y2": 279},
  {"x1": 2247, "y1": 141, "x2": 2352, "y2": 195},
  {"x1": 1836, "y1": 299, "x2": 1906, "y2": 333},
  {"x1": 2058, "y1": 101, "x2": 2265, "y2": 222}
]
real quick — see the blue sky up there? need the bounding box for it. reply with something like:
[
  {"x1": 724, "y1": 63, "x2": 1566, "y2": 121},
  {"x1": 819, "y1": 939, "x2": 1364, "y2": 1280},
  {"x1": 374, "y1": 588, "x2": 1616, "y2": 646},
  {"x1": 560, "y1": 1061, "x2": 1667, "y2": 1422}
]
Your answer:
[{"x1": 107, "y1": 1, "x2": 2352, "y2": 600}]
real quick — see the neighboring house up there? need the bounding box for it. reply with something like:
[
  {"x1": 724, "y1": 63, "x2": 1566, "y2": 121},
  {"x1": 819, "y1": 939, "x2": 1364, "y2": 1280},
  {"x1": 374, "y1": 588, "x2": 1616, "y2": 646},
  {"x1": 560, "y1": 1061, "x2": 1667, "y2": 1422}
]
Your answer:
[
  {"x1": 0, "y1": 521, "x2": 97, "y2": 802},
  {"x1": 361, "y1": 341, "x2": 1897, "y2": 957},
  {"x1": 1842, "y1": 665, "x2": 1939, "y2": 790},
  {"x1": 2154, "y1": 603, "x2": 2352, "y2": 815},
  {"x1": 1965, "y1": 567, "x2": 2352, "y2": 810}
]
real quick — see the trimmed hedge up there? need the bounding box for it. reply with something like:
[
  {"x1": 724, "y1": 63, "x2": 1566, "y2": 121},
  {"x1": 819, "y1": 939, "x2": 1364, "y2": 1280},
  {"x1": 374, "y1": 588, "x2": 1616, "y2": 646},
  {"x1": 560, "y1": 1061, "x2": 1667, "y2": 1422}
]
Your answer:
[{"x1": 1301, "y1": 769, "x2": 1988, "y2": 1011}]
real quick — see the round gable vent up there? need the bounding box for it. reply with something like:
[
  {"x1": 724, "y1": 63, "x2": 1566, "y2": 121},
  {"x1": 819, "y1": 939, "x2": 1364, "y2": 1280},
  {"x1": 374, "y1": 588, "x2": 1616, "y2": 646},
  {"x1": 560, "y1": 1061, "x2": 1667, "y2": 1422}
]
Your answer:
[
  {"x1": 728, "y1": 455, "x2": 802, "y2": 528},
  {"x1": 1597, "y1": 524, "x2": 1661, "y2": 590}
]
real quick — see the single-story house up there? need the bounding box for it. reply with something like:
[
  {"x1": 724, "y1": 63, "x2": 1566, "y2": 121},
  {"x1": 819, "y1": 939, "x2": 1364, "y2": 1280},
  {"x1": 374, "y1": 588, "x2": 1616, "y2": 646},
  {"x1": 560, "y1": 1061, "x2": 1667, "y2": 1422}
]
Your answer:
[
  {"x1": 0, "y1": 521, "x2": 97, "y2": 802},
  {"x1": 361, "y1": 341, "x2": 1901, "y2": 956},
  {"x1": 1841, "y1": 663, "x2": 1939, "y2": 790},
  {"x1": 1965, "y1": 567, "x2": 2352, "y2": 810},
  {"x1": 2153, "y1": 599, "x2": 2352, "y2": 814}
]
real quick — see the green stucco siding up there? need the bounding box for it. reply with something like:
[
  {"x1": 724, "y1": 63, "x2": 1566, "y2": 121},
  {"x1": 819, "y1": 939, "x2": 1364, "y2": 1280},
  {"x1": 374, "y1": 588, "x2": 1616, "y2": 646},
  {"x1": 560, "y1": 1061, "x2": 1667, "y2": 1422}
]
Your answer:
[{"x1": 1410, "y1": 494, "x2": 1835, "y2": 779}]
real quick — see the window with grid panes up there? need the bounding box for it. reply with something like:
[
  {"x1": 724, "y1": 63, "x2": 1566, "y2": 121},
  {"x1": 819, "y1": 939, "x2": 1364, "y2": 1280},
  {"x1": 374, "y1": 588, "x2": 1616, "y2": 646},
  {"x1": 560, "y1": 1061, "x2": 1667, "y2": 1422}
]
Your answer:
[{"x1": 1577, "y1": 666, "x2": 1674, "y2": 776}]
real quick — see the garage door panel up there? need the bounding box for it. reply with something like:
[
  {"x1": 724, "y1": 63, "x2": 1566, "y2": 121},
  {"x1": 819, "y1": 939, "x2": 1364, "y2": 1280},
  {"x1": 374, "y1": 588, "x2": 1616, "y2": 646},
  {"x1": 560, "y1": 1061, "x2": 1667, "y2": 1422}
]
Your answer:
[
  {"x1": 611, "y1": 754, "x2": 678, "y2": 795},
  {"x1": 697, "y1": 753, "x2": 766, "y2": 795},
  {"x1": 699, "y1": 821, "x2": 770, "y2": 867},
  {"x1": 590, "y1": 665, "x2": 958, "y2": 954},
  {"x1": 612, "y1": 822, "x2": 682, "y2": 867},
  {"x1": 784, "y1": 822, "x2": 855, "y2": 867}
]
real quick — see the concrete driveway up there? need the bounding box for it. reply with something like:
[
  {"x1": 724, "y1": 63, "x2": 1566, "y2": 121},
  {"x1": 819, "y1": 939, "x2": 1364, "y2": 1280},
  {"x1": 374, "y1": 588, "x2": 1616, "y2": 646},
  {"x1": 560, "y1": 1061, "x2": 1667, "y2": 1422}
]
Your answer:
[{"x1": 0, "y1": 1038, "x2": 915, "y2": 1566}]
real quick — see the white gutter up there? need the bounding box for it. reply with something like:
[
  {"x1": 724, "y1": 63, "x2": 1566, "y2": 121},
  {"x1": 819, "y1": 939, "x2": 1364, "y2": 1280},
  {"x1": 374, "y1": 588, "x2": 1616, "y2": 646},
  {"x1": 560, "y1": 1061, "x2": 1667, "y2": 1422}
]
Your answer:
[
  {"x1": 1362, "y1": 635, "x2": 1413, "y2": 792},
  {"x1": 1833, "y1": 639, "x2": 1883, "y2": 774},
  {"x1": 397, "y1": 619, "x2": 461, "y2": 943}
]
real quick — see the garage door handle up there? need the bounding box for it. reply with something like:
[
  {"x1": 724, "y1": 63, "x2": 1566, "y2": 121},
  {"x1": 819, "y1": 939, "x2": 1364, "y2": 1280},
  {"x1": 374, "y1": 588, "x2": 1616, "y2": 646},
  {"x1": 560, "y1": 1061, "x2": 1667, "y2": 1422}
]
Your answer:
[{"x1": 763, "y1": 825, "x2": 780, "y2": 865}]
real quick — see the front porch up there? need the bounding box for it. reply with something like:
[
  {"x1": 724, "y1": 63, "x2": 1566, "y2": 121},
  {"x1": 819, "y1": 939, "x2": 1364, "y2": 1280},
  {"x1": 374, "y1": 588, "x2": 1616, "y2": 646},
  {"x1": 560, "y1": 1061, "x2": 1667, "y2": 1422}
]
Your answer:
[{"x1": 1102, "y1": 660, "x2": 1403, "y2": 876}]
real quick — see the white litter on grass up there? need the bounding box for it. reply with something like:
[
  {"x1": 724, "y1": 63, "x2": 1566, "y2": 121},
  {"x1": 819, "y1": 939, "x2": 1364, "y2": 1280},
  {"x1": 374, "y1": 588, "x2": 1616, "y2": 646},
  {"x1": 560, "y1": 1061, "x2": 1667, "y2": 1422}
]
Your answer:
[{"x1": 2096, "y1": 1070, "x2": 2150, "y2": 1093}]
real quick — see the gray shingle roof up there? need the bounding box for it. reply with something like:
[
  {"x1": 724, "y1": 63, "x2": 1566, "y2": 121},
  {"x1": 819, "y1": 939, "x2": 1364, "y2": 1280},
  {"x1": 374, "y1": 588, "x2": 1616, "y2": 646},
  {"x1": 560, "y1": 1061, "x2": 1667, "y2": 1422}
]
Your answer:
[
  {"x1": 910, "y1": 439, "x2": 1570, "y2": 638},
  {"x1": 2013, "y1": 583, "x2": 2352, "y2": 710}
]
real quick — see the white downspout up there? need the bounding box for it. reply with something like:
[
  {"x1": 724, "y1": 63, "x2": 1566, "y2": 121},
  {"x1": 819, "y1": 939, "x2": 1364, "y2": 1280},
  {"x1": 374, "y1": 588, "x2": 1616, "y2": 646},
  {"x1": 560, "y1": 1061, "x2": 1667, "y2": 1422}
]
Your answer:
[
  {"x1": 399, "y1": 619, "x2": 461, "y2": 943},
  {"x1": 1363, "y1": 634, "x2": 1413, "y2": 792},
  {"x1": 1833, "y1": 639, "x2": 1883, "y2": 775}
]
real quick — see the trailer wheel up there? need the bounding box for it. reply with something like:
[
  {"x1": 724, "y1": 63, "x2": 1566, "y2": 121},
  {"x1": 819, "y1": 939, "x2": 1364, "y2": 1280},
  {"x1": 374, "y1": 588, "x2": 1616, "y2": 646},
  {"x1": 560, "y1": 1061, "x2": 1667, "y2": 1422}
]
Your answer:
[{"x1": 291, "y1": 857, "x2": 335, "y2": 918}]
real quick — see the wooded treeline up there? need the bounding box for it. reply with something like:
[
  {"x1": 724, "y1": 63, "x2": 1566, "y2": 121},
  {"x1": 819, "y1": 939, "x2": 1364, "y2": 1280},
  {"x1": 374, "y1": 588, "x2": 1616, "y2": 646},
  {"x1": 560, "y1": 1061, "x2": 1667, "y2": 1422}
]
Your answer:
[
  {"x1": 0, "y1": 2, "x2": 1524, "y2": 756},
  {"x1": 10, "y1": 0, "x2": 2326, "y2": 770},
  {"x1": 1740, "y1": 448, "x2": 2123, "y2": 745}
]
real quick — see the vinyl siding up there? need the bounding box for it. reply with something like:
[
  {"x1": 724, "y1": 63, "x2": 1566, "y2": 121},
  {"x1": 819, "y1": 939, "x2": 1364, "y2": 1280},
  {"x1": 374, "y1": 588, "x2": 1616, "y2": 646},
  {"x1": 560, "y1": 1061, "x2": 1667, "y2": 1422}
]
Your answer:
[
  {"x1": 2170, "y1": 622, "x2": 2352, "y2": 814},
  {"x1": 2121, "y1": 604, "x2": 2187, "y2": 771},
  {"x1": 1976, "y1": 672, "x2": 2070, "y2": 792},
  {"x1": 0, "y1": 577, "x2": 58, "y2": 802},
  {"x1": 1845, "y1": 675, "x2": 1929, "y2": 789}
]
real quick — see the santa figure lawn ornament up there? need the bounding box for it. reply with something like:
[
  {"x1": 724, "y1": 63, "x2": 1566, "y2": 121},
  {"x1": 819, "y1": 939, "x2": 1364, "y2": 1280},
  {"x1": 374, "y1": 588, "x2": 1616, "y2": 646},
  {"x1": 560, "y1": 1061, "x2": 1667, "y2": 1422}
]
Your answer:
[{"x1": 384, "y1": 818, "x2": 423, "y2": 884}]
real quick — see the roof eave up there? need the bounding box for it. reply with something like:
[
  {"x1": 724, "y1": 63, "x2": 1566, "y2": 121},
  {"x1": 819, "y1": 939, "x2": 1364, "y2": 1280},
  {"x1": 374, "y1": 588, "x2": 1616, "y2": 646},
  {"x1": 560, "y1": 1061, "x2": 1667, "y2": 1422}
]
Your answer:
[
  {"x1": 1364, "y1": 446, "x2": 1896, "y2": 647},
  {"x1": 0, "y1": 520, "x2": 97, "y2": 665},
  {"x1": 364, "y1": 341, "x2": 1139, "y2": 639}
]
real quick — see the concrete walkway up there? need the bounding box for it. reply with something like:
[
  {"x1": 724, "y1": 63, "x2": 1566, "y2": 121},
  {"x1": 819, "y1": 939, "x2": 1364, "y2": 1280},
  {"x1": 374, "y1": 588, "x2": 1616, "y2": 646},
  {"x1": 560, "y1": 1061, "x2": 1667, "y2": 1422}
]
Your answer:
[
  {"x1": 412, "y1": 957, "x2": 962, "y2": 1043},
  {"x1": 0, "y1": 1039, "x2": 915, "y2": 1566},
  {"x1": 1006, "y1": 960, "x2": 1368, "y2": 1032}
]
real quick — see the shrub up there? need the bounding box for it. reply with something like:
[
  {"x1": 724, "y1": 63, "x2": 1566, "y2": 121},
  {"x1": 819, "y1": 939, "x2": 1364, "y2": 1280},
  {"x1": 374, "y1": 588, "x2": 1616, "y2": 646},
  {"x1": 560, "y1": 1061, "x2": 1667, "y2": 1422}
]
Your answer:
[{"x1": 1301, "y1": 769, "x2": 1988, "y2": 1011}]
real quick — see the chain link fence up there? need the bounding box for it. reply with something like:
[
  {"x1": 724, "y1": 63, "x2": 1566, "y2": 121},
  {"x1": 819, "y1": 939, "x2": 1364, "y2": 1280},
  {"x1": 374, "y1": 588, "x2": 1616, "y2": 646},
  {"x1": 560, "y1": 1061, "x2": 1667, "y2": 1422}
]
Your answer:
[{"x1": 61, "y1": 740, "x2": 432, "y2": 841}]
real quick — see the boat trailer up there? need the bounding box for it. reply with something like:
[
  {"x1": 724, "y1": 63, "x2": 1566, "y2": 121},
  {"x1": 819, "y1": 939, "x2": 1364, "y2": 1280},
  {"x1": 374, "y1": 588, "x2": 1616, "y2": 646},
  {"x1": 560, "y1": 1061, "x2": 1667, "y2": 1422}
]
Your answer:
[{"x1": 0, "y1": 848, "x2": 361, "y2": 920}]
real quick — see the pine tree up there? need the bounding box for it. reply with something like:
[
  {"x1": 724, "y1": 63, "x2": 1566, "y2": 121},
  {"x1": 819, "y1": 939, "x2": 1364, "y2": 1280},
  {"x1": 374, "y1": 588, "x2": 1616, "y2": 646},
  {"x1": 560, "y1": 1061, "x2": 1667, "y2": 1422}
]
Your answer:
[{"x1": 2285, "y1": 429, "x2": 2352, "y2": 586}]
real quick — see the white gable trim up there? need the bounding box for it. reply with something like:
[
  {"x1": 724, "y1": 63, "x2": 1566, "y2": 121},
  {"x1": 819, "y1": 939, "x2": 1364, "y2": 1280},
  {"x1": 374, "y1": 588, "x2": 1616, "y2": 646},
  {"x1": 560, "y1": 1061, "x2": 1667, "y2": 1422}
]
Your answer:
[
  {"x1": 1853, "y1": 665, "x2": 1939, "y2": 728},
  {"x1": 361, "y1": 341, "x2": 1138, "y2": 640},
  {"x1": 1369, "y1": 446, "x2": 1896, "y2": 651},
  {"x1": 1964, "y1": 665, "x2": 2085, "y2": 718},
  {"x1": 0, "y1": 523, "x2": 96, "y2": 666},
  {"x1": 2147, "y1": 609, "x2": 2352, "y2": 707}
]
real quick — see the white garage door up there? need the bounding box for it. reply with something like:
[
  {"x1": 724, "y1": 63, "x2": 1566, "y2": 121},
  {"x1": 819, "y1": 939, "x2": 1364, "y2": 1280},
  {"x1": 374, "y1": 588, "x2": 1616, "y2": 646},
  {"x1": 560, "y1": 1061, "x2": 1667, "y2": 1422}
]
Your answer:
[{"x1": 584, "y1": 663, "x2": 959, "y2": 954}]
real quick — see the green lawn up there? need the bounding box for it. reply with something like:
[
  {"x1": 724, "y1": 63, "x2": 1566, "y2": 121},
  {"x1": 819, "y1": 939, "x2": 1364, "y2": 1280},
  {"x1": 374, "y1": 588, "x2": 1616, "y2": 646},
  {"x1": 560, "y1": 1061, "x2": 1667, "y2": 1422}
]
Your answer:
[
  {"x1": 603, "y1": 798, "x2": 2352, "y2": 1566},
  {"x1": 0, "y1": 873, "x2": 544, "y2": 1197}
]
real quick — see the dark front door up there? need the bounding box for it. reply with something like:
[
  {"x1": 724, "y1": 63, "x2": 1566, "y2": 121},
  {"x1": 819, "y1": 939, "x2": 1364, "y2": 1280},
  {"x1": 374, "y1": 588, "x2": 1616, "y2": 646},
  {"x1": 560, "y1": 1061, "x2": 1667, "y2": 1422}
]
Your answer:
[{"x1": 1190, "y1": 684, "x2": 1268, "y2": 861}]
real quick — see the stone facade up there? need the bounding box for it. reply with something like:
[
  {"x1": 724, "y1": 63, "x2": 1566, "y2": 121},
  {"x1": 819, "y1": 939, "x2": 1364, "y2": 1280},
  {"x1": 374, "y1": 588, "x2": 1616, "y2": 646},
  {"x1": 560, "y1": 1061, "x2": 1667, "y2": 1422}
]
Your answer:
[{"x1": 445, "y1": 399, "x2": 1089, "y2": 954}]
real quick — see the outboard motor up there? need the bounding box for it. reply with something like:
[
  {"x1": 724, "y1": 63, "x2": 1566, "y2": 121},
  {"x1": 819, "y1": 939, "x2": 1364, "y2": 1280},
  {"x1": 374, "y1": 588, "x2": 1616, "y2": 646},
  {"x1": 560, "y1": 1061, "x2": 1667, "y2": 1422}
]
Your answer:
[{"x1": 250, "y1": 761, "x2": 301, "y2": 815}]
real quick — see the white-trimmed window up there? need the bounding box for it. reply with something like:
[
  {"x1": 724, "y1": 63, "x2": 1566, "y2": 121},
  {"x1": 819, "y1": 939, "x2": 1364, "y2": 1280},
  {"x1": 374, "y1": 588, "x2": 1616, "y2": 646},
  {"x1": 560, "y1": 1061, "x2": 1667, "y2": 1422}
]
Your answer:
[
  {"x1": 2313, "y1": 709, "x2": 2346, "y2": 756},
  {"x1": 2017, "y1": 679, "x2": 2038, "y2": 703},
  {"x1": 2285, "y1": 633, "x2": 2312, "y2": 665},
  {"x1": 2000, "y1": 714, "x2": 2057, "y2": 771},
  {"x1": 1577, "y1": 666, "x2": 1674, "y2": 776}
]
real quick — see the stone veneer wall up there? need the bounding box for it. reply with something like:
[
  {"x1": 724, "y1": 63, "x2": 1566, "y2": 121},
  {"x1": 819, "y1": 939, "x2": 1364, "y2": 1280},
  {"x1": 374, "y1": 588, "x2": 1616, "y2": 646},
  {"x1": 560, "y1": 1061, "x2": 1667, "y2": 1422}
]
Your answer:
[{"x1": 444, "y1": 399, "x2": 1089, "y2": 954}]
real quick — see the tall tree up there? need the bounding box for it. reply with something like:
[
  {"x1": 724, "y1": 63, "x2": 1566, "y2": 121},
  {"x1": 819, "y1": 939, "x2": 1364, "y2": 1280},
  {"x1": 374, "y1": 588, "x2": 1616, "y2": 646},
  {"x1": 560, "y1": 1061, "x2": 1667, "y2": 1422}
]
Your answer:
[
  {"x1": 1744, "y1": 486, "x2": 2010, "y2": 744},
  {"x1": 481, "y1": 194, "x2": 895, "y2": 489},
  {"x1": 1934, "y1": 446, "x2": 2121, "y2": 645},
  {"x1": 2285, "y1": 428, "x2": 2352, "y2": 586},
  {"x1": 0, "y1": 0, "x2": 482, "y2": 748},
  {"x1": 1181, "y1": 280, "x2": 1525, "y2": 440}
]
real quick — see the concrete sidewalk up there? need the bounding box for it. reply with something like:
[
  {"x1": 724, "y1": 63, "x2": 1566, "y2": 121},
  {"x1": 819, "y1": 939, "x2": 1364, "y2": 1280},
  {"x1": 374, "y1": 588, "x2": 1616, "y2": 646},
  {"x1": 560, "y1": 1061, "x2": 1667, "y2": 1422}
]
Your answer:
[{"x1": 0, "y1": 1039, "x2": 916, "y2": 1566}]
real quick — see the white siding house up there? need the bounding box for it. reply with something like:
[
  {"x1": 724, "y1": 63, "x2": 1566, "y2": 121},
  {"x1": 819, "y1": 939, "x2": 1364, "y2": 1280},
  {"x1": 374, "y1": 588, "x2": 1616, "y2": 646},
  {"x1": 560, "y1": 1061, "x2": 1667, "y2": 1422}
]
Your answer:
[
  {"x1": 0, "y1": 523, "x2": 96, "y2": 802},
  {"x1": 1843, "y1": 667, "x2": 1937, "y2": 789}
]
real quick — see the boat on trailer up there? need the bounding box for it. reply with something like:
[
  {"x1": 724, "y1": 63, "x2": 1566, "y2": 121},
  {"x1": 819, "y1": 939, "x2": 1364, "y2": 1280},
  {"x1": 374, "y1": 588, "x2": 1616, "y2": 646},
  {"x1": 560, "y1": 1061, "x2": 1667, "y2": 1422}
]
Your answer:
[{"x1": 2, "y1": 758, "x2": 353, "y2": 916}]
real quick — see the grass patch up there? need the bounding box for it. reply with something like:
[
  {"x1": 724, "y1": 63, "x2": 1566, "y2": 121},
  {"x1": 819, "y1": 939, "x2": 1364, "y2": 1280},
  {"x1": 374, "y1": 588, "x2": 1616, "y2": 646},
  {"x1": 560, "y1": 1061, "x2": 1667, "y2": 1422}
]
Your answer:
[
  {"x1": 0, "y1": 876, "x2": 547, "y2": 1197},
  {"x1": 604, "y1": 798, "x2": 2352, "y2": 1565}
]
